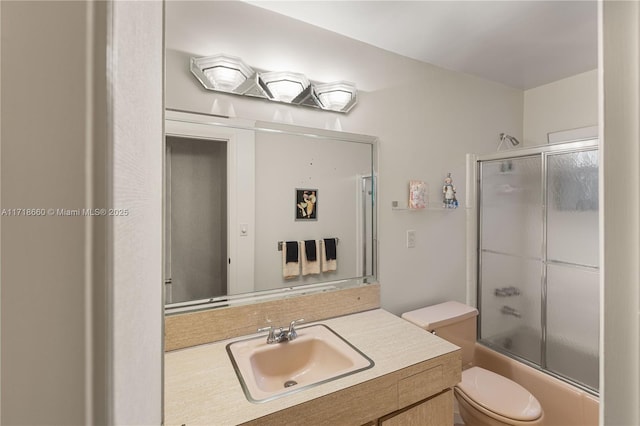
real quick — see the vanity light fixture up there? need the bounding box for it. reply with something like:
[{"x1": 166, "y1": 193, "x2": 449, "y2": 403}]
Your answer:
[
  {"x1": 190, "y1": 54, "x2": 358, "y2": 113},
  {"x1": 315, "y1": 81, "x2": 357, "y2": 113},
  {"x1": 190, "y1": 54, "x2": 254, "y2": 93},
  {"x1": 258, "y1": 71, "x2": 310, "y2": 103}
]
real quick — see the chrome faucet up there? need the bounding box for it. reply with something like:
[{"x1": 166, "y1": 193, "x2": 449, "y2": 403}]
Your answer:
[
  {"x1": 286, "y1": 318, "x2": 304, "y2": 341},
  {"x1": 494, "y1": 286, "x2": 521, "y2": 297},
  {"x1": 258, "y1": 318, "x2": 305, "y2": 344},
  {"x1": 500, "y1": 305, "x2": 522, "y2": 318}
]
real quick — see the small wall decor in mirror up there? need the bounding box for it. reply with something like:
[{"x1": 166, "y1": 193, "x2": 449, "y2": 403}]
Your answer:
[
  {"x1": 164, "y1": 110, "x2": 377, "y2": 314},
  {"x1": 190, "y1": 54, "x2": 358, "y2": 113},
  {"x1": 295, "y1": 189, "x2": 318, "y2": 221}
]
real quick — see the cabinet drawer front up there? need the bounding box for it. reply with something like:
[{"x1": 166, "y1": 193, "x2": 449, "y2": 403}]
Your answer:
[
  {"x1": 398, "y1": 365, "x2": 443, "y2": 407},
  {"x1": 380, "y1": 389, "x2": 454, "y2": 426}
]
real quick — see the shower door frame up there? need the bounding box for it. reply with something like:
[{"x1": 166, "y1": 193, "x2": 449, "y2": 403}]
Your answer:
[{"x1": 471, "y1": 138, "x2": 599, "y2": 396}]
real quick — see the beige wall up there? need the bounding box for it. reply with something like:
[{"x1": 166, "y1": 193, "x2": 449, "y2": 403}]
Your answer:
[
  {"x1": 1, "y1": 2, "x2": 95, "y2": 424},
  {"x1": 601, "y1": 1, "x2": 640, "y2": 424},
  {"x1": 523, "y1": 69, "x2": 598, "y2": 146},
  {"x1": 0, "y1": 1, "x2": 163, "y2": 424}
]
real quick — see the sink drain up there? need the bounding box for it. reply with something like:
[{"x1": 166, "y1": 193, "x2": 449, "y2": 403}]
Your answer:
[{"x1": 283, "y1": 380, "x2": 298, "y2": 388}]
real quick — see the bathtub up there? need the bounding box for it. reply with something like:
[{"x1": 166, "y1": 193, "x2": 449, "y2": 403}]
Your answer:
[
  {"x1": 474, "y1": 342, "x2": 599, "y2": 426},
  {"x1": 481, "y1": 325, "x2": 599, "y2": 391}
]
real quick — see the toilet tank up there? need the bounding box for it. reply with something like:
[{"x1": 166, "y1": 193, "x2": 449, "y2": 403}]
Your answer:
[{"x1": 402, "y1": 301, "x2": 478, "y2": 369}]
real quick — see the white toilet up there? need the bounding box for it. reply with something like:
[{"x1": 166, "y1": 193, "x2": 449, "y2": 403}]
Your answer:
[{"x1": 402, "y1": 301, "x2": 543, "y2": 426}]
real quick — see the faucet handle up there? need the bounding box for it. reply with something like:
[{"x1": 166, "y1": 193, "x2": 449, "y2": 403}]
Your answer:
[
  {"x1": 287, "y1": 318, "x2": 305, "y2": 340},
  {"x1": 258, "y1": 325, "x2": 276, "y2": 344},
  {"x1": 289, "y1": 318, "x2": 305, "y2": 330}
]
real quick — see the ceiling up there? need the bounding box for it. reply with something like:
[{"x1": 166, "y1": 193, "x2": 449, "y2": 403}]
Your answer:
[{"x1": 245, "y1": 1, "x2": 597, "y2": 90}]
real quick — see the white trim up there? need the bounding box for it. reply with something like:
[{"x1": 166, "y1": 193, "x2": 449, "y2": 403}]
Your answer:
[
  {"x1": 354, "y1": 174, "x2": 372, "y2": 277},
  {"x1": 109, "y1": 1, "x2": 163, "y2": 423},
  {"x1": 465, "y1": 153, "x2": 478, "y2": 308},
  {"x1": 474, "y1": 139, "x2": 598, "y2": 162},
  {"x1": 547, "y1": 125, "x2": 598, "y2": 144}
]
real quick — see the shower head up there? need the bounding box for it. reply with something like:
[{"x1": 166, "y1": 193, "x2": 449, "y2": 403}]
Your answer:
[
  {"x1": 498, "y1": 133, "x2": 521, "y2": 150},
  {"x1": 500, "y1": 133, "x2": 520, "y2": 146}
]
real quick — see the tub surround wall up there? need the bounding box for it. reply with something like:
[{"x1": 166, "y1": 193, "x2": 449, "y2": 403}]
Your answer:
[{"x1": 165, "y1": 284, "x2": 380, "y2": 351}]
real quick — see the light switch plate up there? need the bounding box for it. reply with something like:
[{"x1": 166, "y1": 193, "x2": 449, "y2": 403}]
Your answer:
[{"x1": 406, "y1": 230, "x2": 416, "y2": 248}]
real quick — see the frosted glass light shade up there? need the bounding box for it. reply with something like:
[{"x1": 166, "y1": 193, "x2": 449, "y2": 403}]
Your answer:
[
  {"x1": 315, "y1": 82, "x2": 357, "y2": 112},
  {"x1": 190, "y1": 54, "x2": 358, "y2": 113},
  {"x1": 259, "y1": 72, "x2": 310, "y2": 103},
  {"x1": 191, "y1": 54, "x2": 254, "y2": 92}
]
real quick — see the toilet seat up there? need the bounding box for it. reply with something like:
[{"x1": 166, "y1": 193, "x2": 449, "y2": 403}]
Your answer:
[{"x1": 455, "y1": 367, "x2": 542, "y2": 424}]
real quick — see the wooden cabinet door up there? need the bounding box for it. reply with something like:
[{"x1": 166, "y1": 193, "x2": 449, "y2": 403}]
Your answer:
[{"x1": 379, "y1": 389, "x2": 453, "y2": 426}]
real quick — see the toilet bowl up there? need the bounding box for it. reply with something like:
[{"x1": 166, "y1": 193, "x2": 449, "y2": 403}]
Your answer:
[
  {"x1": 402, "y1": 301, "x2": 544, "y2": 426},
  {"x1": 455, "y1": 366, "x2": 543, "y2": 426}
]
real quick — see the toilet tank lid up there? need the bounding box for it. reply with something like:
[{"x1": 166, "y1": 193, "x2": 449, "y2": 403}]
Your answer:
[{"x1": 401, "y1": 301, "x2": 478, "y2": 330}]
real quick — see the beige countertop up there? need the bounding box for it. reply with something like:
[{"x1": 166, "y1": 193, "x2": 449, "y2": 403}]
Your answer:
[{"x1": 164, "y1": 308, "x2": 460, "y2": 425}]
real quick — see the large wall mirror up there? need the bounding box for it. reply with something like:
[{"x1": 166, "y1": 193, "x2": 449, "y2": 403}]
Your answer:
[{"x1": 164, "y1": 110, "x2": 378, "y2": 313}]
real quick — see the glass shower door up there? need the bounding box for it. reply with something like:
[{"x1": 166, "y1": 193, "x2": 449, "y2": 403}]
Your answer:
[
  {"x1": 477, "y1": 142, "x2": 600, "y2": 394},
  {"x1": 545, "y1": 149, "x2": 599, "y2": 390},
  {"x1": 479, "y1": 156, "x2": 543, "y2": 364}
]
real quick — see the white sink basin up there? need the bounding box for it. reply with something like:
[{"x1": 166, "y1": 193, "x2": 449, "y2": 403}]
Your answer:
[{"x1": 226, "y1": 324, "x2": 374, "y2": 402}]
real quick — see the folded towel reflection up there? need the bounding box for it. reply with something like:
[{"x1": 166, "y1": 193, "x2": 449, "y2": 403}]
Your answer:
[
  {"x1": 282, "y1": 241, "x2": 300, "y2": 279},
  {"x1": 301, "y1": 240, "x2": 320, "y2": 275},
  {"x1": 323, "y1": 238, "x2": 337, "y2": 260},
  {"x1": 304, "y1": 240, "x2": 317, "y2": 262},
  {"x1": 322, "y1": 238, "x2": 338, "y2": 272},
  {"x1": 285, "y1": 241, "x2": 298, "y2": 263}
]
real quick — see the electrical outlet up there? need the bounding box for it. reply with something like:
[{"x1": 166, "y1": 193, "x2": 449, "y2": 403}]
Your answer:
[{"x1": 406, "y1": 230, "x2": 416, "y2": 248}]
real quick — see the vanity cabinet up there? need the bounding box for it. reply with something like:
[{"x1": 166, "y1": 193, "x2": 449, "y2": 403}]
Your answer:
[
  {"x1": 378, "y1": 390, "x2": 454, "y2": 426},
  {"x1": 165, "y1": 308, "x2": 462, "y2": 426},
  {"x1": 240, "y1": 351, "x2": 460, "y2": 426}
]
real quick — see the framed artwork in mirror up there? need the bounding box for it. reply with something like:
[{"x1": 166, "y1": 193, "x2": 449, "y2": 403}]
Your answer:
[{"x1": 296, "y1": 188, "x2": 318, "y2": 220}]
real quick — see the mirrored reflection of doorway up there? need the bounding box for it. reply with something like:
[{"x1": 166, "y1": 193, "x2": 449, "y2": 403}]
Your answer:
[{"x1": 165, "y1": 136, "x2": 227, "y2": 304}]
